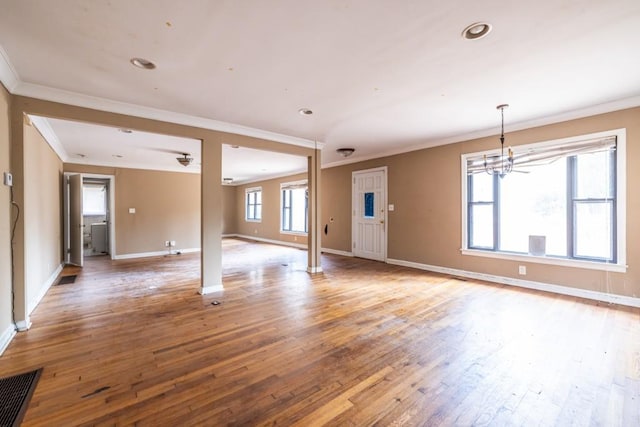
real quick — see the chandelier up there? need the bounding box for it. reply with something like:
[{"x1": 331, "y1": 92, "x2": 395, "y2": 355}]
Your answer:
[{"x1": 484, "y1": 104, "x2": 513, "y2": 178}]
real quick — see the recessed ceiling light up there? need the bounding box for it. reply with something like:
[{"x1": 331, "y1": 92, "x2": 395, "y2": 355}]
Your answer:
[
  {"x1": 118, "y1": 128, "x2": 133, "y2": 133},
  {"x1": 231, "y1": 145, "x2": 240, "y2": 149},
  {"x1": 76, "y1": 153, "x2": 86, "y2": 158},
  {"x1": 462, "y1": 22, "x2": 492, "y2": 40},
  {"x1": 112, "y1": 154, "x2": 123, "y2": 158},
  {"x1": 298, "y1": 108, "x2": 313, "y2": 115},
  {"x1": 222, "y1": 177, "x2": 234, "y2": 184},
  {"x1": 130, "y1": 57, "x2": 156, "y2": 70}
]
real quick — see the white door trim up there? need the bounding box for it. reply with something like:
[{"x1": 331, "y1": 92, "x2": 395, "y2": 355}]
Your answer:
[{"x1": 352, "y1": 166, "x2": 388, "y2": 261}]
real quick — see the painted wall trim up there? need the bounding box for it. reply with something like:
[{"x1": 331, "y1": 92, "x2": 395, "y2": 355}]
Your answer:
[
  {"x1": 9, "y1": 80, "x2": 322, "y2": 151},
  {"x1": 15, "y1": 319, "x2": 31, "y2": 332},
  {"x1": 0, "y1": 324, "x2": 17, "y2": 356},
  {"x1": 113, "y1": 248, "x2": 201, "y2": 260},
  {"x1": 233, "y1": 234, "x2": 308, "y2": 250},
  {"x1": 28, "y1": 263, "x2": 64, "y2": 315},
  {"x1": 0, "y1": 44, "x2": 20, "y2": 92},
  {"x1": 200, "y1": 285, "x2": 224, "y2": 295},
  {"x1": 321, "y1": 248, "x2": 354, "y2": 257},
  {"x1": 387, "y1": 258, "x2": 640, "y2": 308}
]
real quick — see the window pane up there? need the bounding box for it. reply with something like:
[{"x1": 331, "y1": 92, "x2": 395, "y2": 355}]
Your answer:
[
  {"x1": 256, "y1": 191, "x2": 262, "y2": 204},
  {"x1": 291, "y1": 188, "x2": 307, "y2": 232},
  {"x1": 470, "y1": 173, "x2": 493, "y2": 202},
  {"x1": 364, "y1": 192, "x2": 374, "y2": 218},
  {"x1": 470, "y1": 204, "x2": 493, "y2": 248},
  {"x1": 83, "y1": 185, "x2": 106, "y2": 215},
  {"x1": 283, "y1": 207, "x2": 290, "y2": 230},
  {"x1": 576, "y1": 150, "x2": 614, "y2": 199},
  {"x1": 255, "y1": 205, "x2": 262, "y2": 220},
  {"x1": 499, "y1": 159, "x2": 567, "y2": 256},
  {"x1": 575, "y1": 202, "x2": 612, "y2": 259}
]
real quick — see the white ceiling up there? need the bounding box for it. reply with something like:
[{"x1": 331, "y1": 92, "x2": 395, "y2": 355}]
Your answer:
[{"x1": 2, "y1": 1, "x2": 640, "y2": 180}]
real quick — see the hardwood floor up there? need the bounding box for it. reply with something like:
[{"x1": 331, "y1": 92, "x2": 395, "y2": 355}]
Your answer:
[{"x1": 1, "y1": 238, "x2": 639, "y2": 426}]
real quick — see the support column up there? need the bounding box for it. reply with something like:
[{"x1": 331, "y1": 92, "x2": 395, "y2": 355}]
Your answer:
[
  {"x1": 200, "y1": 137, "x2": 224, "y2": 294},
  {"x1": 307, "y1": 148, "x2": 322, "y2": 273}
]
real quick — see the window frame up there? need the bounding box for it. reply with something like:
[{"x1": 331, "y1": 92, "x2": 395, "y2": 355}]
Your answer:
[
  {"x1": 245, "y1": 187, "x2": 262, "y2": 222},
  {"x1": 460, "y1": 128, "x2": 627, "y2": 272},
  {"x1": 280, "y1": 180, "x2": 308, "y2": 235}
]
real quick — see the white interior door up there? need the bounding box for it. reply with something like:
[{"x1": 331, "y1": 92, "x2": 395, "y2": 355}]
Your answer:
[
  {"x1": 352, "y1": 167, "x2": 387, "y2": 261},
  {"x1": 68, "y1": 173, "x2": 84, "y2": 267}
]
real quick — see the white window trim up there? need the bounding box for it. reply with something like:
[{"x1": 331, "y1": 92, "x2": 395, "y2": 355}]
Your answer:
[
  {"x1": 245, "y1": 186, "x2": 262, "y2": 223},
  {"x1": 460, "y1": 128, "x2": 627, "y2": 272},
  {"x1": 280, "y1": 180, "x2": 308, "y2": 235}
]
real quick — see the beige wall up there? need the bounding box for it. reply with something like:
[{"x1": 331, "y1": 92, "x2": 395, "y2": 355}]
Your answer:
[
  {"x1": 0, "y1": 84, "x2": 13, "y2": 344},
  {"x1": 242, "y1": 107, "x2": 640, "y2": 299},
  {"x1": 235, "y1": 173, "x2": 309, "y2": 246},
  {"x1": 222, "y1": 185, "x2": 236, "y2": 235},
  {"x1": 65, "y1": 164, "x2": 201, "y2": 255},
  {"x1": 23, "y1": 119, "x2": 64, "y2": 313}
]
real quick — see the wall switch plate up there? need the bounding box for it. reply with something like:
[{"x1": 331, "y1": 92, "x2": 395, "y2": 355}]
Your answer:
[
  {"x1": 170, "y1": 240, "x2": 176, "y2": 247},
  {"x1": 128, "y1": 208, "x2": 136, "y2": 214},
  {"x1": 388, "y1": 204, "x2": 395, "y2": 211},
  {"x1": 165, "y1": 241, "x2": 170, "y2": 247},
  {"x1": 3, "y1": 172, "x2": 12, "y2": 186}
]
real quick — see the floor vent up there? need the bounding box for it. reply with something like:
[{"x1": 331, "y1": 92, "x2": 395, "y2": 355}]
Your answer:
[{"x1": 0, "y1": 368, "x2": 42, "y2": 426}]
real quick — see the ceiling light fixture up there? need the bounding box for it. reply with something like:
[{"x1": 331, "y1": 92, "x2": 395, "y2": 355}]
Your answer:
[
  {"x1": 298, "y1": 108, "x2": 313, "y2": 115},
  {"x1": 130, "y1": 57, "x2": 156, "y2": 70},
  {"x1": 336, "y1": 148, "x2": 355, "y2": 157},
  {"x1": 462, "y1": 22, "x2": 492, "y2": 40},
  {"x1": 177, "y1": 153, "x2": 194, "y2": 167},
  {"x1": 484, "y1": 104, "x2": 513, "y2": 178}
]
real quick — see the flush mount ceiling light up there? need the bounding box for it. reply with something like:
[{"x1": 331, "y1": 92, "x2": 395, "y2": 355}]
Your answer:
[
  {"x1": 336, "y1": 148, "x2": 355, "y2": 157},
  {"x1": 462, "y1": 22, "x2": 492, "y2": 40},
  {"x1": 298, "y1": 108, "x2": 313, "y2": 115},
  {"x1": 177, "y1": 153, "x2": 194, "y2": 167},
  {"x1": 130, "y1": 57, "x2": 156, "y2": 69}
]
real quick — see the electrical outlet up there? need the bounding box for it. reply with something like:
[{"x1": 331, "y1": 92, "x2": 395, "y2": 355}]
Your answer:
[
  {"x1": 165, "y1": 241, "x2": 170, "y2": 247},
  {"x1": 170, "y1": 240, "x2": 176, "y2": 247},
  {"x1": 518, "y1": 265, "x2": 527, "y2": 275},
  {"x1": 3, "y1": 172, "x2": 12, "y2": 186}
]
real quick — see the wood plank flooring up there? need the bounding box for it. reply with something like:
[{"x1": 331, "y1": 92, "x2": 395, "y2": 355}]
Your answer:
[{"x1": 1, "y1": 238, "x2": 639, "y2": 426}]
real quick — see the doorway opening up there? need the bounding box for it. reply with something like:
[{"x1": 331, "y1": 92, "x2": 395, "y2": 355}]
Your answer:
[{"x1": 64, "y1": 173, "x2": 115, "y2": 267}]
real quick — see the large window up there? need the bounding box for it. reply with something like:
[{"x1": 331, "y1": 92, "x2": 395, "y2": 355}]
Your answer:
[
  {"x1": 462, "y1": 129, "x2": 626, "y2": 269},
  {"x1": 245, "y1": 187, "x2": 262, "y2": 221},
  {"x1": 281, "y1": 181, "x2": 308, "y2": 234},
  {"x1": 83, "y1": 184, "x2": 107, "y2": 215}
]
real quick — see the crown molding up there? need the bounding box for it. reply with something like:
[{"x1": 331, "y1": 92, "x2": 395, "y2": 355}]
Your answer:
[
  {"x1": 0, "y1": 44, "x2": 20, "y2": 92},
  {"x1": 323, "y1": 95, "x2": 640, "y2": 169},
  {"x1": 28, "y1": 115, "x2": 70, "y2": 162}
]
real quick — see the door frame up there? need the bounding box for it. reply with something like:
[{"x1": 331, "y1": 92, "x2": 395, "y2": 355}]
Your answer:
[
  {"x1": 351, "y1": 166, "x2": 388, "y2": 261},
  {"x1": 64, "y1": 172, "x2": 116, "y2": 263}
]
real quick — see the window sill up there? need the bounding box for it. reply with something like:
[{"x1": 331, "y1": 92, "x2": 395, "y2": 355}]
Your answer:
[
  {"x1": 460, "y1": 249, "x2": 627, "y2": 273},
  {"x1": 280, "y1": 230, "x2": 308, "y2": 237},
  {"x1": 245, "y1": 219, "x2": 261, "y2": 223}
]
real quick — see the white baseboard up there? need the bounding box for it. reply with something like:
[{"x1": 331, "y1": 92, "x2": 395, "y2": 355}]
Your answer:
[
  {"x1": 234, "y1": 234, "x2": 308, "y2": 250},
  {"x1": 114, "y1": 248, "x2": 200, "y2": 260},
  {"x1": 387, "y1": 258, "x2": 640, "y2": 308},
  {"x1": 28, "y1": 263, "x2": 64, "y2": 315},
  {"x1": 321, "y1": 248, "x2": 353, "y2": 257},
  {"x1": 199, "y1": 284, "x2": 224, "y2": 295},
  {"x1": 15, "y1": 318, "x2": 31, "y2": 332},
  {"x1": 0, "y1": 324, "x2": 17, "y2": 355}
]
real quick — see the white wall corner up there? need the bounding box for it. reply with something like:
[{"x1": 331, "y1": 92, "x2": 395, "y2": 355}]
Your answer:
[
  {"x1": 386, "y1": 258, "x2": 640, "y2": 309},
  {"x1": 28, "y1": 263, "x2": 64, "y2": 315},
  {"x1": 0, "y1": 44, "x2": 20, "y2": 92},
  {"x1": 0, "y1": 324, "x2": 17, "y2": 355}
]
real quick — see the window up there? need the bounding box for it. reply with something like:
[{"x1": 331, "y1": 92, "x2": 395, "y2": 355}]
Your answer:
[
  {"x1": 462, "y1": 129, "x2": 626, "y2": 270},
  {"x1": 281, "y1": 181, "x2": 308, "y2": 234},
  {"x1": 83, "y1": 184, "x2": 107, "y2": 215},
  {"x1": 245, "y1": 187, "x2": 262, "y2": 221}
]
